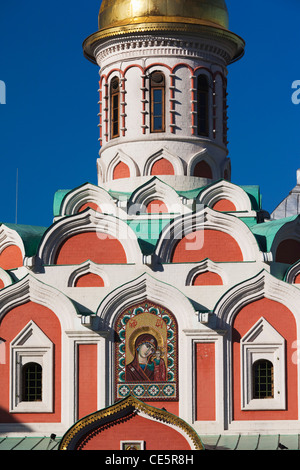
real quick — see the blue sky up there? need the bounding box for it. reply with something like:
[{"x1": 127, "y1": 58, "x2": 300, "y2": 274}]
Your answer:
[{"x1": 0, "y1": 0, "x2": 299, "y2": 228}]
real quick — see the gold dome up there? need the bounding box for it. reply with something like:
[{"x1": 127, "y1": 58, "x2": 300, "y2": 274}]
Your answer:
[
  {"x1": 83, "y1": 0, "x2": 245, "y2": 64},
  {"x1": 98, "y1": 0, "x2": 229, "y2": 32}
]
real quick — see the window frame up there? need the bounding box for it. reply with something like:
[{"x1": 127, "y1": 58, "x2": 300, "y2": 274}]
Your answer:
[
  {"x1": 150, "y1": 72, "x2": 166, "y2": 133},
  {"x1": 240, "y1": 317, "x2": 286, "y2": 411},
  {"x1": 10, "y1": 321, "x2": 53, "y2": 413},
  {"x1": 197, "y1": 75, "x2": 209, "y2": 137},
  {"x1": 110, "y1": 77, "x2": 120, "y2": 139}
]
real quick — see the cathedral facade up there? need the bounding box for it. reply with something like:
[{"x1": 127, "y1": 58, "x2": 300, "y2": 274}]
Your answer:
[{"x1": 1, "y1": 0, "x2": 300, "y2": 451}]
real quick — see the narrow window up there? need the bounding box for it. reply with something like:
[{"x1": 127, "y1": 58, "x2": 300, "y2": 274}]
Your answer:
[
  {"x1": 22, "y1": 362, "x2": 42, "y2": 402},
  {"x1": 197, "y1": 75, "x2": 209, "y2": 137},
  {"x1": 150, "y1": 72, "x2": 165, "y2": 133},
  {"x1": 253, "y1": 360, "x2": 274, "y2": 399},
  {"x1": 110, "y1": 77, "x2": 120, "y2": 139}
]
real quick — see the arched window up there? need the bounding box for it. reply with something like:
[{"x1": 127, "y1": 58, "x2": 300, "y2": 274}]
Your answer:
[
  {"x1": 253, "y1": 360, "x2": 273, "y2": 399},
  {"x1": 110, "y1": 77, "x2": 120, "y2": 139},
  {"x1": 22, "y1": 362, "x2": 42, "y2": 402},
  {"x1": 197, "y1": 75, "x2": 209, "y2": 137},
  {"x1": 150, "y1": 72, "x2": 165, "y2": 133}
]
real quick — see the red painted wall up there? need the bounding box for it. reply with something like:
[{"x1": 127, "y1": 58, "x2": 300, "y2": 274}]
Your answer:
[
  {"x1": 77, "y1": 344, "x2": 98, "y2": 420},
  {"x1": 193, "y1": 271, "x2": 223, "y2": 286},
  {"x1": 171, "y1": 229, "x2": 243, "y2": 263},
  {"x1": 150, "y1": 158, "x2": 174, "y2": 176},
  {"x1": 78, "y1": 202, "x2": 102, "y2": 213},
  {"x1": 0, "y1": 246, "x2": 23, "y2": 270},
  {"x1": 212, "y1": 199, "x2": 236, "y2": 212},
  {"x1": 193, "y1": 161, "x2": 212, "y2": 179},
  {"x1": 232, "y1": 298, "x2": 298, "y2": 420},
  {"x1": 0, "y1": 301, "x2": 61, "y2": 423},
  {"x1": 79, "y1": 413, "x2": 192, "y2": 450},
  {"x1": 113, "y1": 162, "x2": 130, "y2": 180},
  {"x1": 75, "y1": 273, "x2": 105, "y2": 287},
  {"x1": 195, "y1": 343, "x2": 215, "y2": 421},
  {"x1": 146, "y1": 200, "x2": 168, "y2": 213},
  {"x1": 55, "y1": 232, "x2": 127, "y2": 265}
]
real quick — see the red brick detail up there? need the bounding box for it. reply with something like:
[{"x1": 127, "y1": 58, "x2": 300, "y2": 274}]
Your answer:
[
  {"x1": 276, "y1": 239, "x2": 300, "y2": 265},
  {"x1": 195, "y1": 343, "x2": 215, "y2": 421},
  {"x1": 233, "y1": 298, "x2": 298, "y2": 421},
  {"x1": 212, "y1": 199, "x2": 236, "y2": 212},
  {"x1": 0, "y1": 279, "x2": 4, "y2": 289},
  {"x1": 75, "y1": 273, "x2": 105, "y2": 287},
  {"x1": 78, "y1": 202, "x2": 102, "y2": 213},
  {"x1": 171, "y1": 229, "x2": 243, "y2": 263},
  {"x1": 150, "y1": 158, "x2": 175, "y2": 176},
  {"x1": 0, "y1": 246, "x2": 23, "y2": 270},
  {"x1": 193, "y1": 271, "x2": 223, "y2": 286},
  {"x1": 55, "y1": 232, "x2": 127, "y2": 265},
  {"x1": 146, "y1": 200, "x2": 168, "y2": 214},
  {"x1": 193, "y1": 161, "x2": 212, "y2": 179},
  {"x1": 77, "y1": 344, "x2": 98, "y2": 420},
  {"x1": 0, "y1": 301, "x2": 61, "y2": 423},
  {"x1": 79, "y1": 413, "x2": 192, "y2": 450},
  {"x1": 113, "y1": 162, "x2": 130, "y2": 180}
]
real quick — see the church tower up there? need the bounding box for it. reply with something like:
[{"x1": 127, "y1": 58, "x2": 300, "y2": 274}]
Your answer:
[{"x1": 83, "y1": 0, "x2": 245, "y2": 192}]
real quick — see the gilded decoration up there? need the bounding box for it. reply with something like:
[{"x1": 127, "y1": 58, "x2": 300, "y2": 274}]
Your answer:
[
  {"x1": 115, "y1": 301, "x2": 178, "y2": 401},
  {"x1": 59, "y1": 395, "x2": 204, "y2": 450}
]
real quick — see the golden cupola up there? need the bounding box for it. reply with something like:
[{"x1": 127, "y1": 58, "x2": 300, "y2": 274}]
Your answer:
[{"x1": 83, "y1": 0, "x2": 244, "y2": 64}]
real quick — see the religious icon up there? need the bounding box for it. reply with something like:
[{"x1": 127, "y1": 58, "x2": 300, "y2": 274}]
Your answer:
[{"x1": 115, "y1": 302, "x2": 178, "y2": 401}]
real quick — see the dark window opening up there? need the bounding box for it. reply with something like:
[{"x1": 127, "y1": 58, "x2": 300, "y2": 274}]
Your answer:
[
  {"x1": 22, "y1": 362, "x2": 42, "y2": 402},
  {"x1": 197, "y1": 75, "x2": 209, "y2": 137},
  {"x1": 110, "y1": 77, "x2": 120, "y2": 139},
  {"x1": 150, "y1": 72, "x2": 165, "y2": 133},
  {"x1": 253, "y1": 359, "x2": 274, "y2": 399}
]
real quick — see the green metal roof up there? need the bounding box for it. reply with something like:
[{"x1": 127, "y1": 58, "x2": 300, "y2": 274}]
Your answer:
[
  {"x1": 3, "y1": 223, "x2": 48, "y2": 257},
  {"x1": 0, "y1": 434, "x2": 298, "y2": 450},
  {"x1": 250, "y1": 215, "x2": 298, "y2": 252}
]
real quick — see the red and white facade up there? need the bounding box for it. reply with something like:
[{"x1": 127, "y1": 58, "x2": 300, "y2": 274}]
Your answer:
[{"x1": 1, "y1": 1, "x2": 300, "y2": 450}]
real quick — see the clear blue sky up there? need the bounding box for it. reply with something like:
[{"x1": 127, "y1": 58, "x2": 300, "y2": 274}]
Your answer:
[{"x1": 0, "y1": 0, "x2": 299, "y2": 228}]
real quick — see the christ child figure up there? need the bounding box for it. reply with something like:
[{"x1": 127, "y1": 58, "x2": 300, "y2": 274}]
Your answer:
[{"x1": 152, "y1": 348, "x2": 166, "y2": 382}]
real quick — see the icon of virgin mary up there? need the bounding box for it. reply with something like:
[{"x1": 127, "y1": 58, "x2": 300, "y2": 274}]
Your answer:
[{"x1": 125, "y1": 333, "x2": 158, "y2": 382}]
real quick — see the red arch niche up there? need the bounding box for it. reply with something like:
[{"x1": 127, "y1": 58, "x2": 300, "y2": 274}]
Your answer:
[
  {"x1": 146, "y1": 199, "x2": 168, "y2": 214},
  {"x1": 78, "y1": 202, "x2": 102, "y2": 213},
  {"x1": 150, "y1": 158, "x2": 174, "y2": 176},
  {"x1": 75, "y1": 273, "x2": 105, "y2": 287},
  {"x1": 0, "y1": 246, "x2": 23, "y2": 270},
  {"x1": 193, "y1": 271, "x2": 223, "y2": 286},
  {"x1": 171, "y1": 229, "x2": 243, "y2": 263},
  {"x1": 212, "y1": 199, "x2": 236, "y2": 212},
  {"x1": 55, "y1": 232, "x2": 127, "y2": 265},
  {"x1": 113, "y1": 161, "x2": 130, "y2": 180},
  {"x1": 276, "y1": 239, "x2": 300, "y2": 265},
  {"x1": 193, "y1": 161, "x2": 212, "y2": 179}
]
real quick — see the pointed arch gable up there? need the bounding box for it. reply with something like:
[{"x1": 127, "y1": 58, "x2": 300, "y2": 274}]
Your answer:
[
  {"x1": 188, "y1": 150, "x2": 219, "y2": 180},
  {"x1": 214, "y1": 269, "x2": 300, "y2": 330},
  {"x1": 0, "y1": 274, "x2": 77, "y2": 330},
  {"x1": 186, "y1": 259, "x2": 227, "y2": 286},
  {"x1": 59, "y1": 396, "x2": 204, "y2": 451},
  {"x1": 143, "y1": 148, "x2": 184, "y2": 177},
  {"x1": 270, "y1": 216, "x2": 300, "y2": 264},
  {"x1": 106, "y1": 150, "x2": 139, "y2": 182},
  {"x1": 154, "y1": 207, "x2": 262, "y2": 264},
  {"x1": 68, "y1": 261, "x2": 109, "y2": 287},
  {"x1": 197, "y1": 180, "x2": 254, "y2": 214},
  {"x1": 36, "y1": 209, "x2": 142, "y2": 266},
  {"x1": 59, "y1": 183, "x2": 116, "y2": 217},
  {"x1": 128, "y1": 177, "x2": 185, "y2": 215},
  {"x1": 96, "y1": 273, "x2": 195, "y2": 331},
  {"x1": 0, "y1": 225, "x2": 25, "y2": 270}
]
